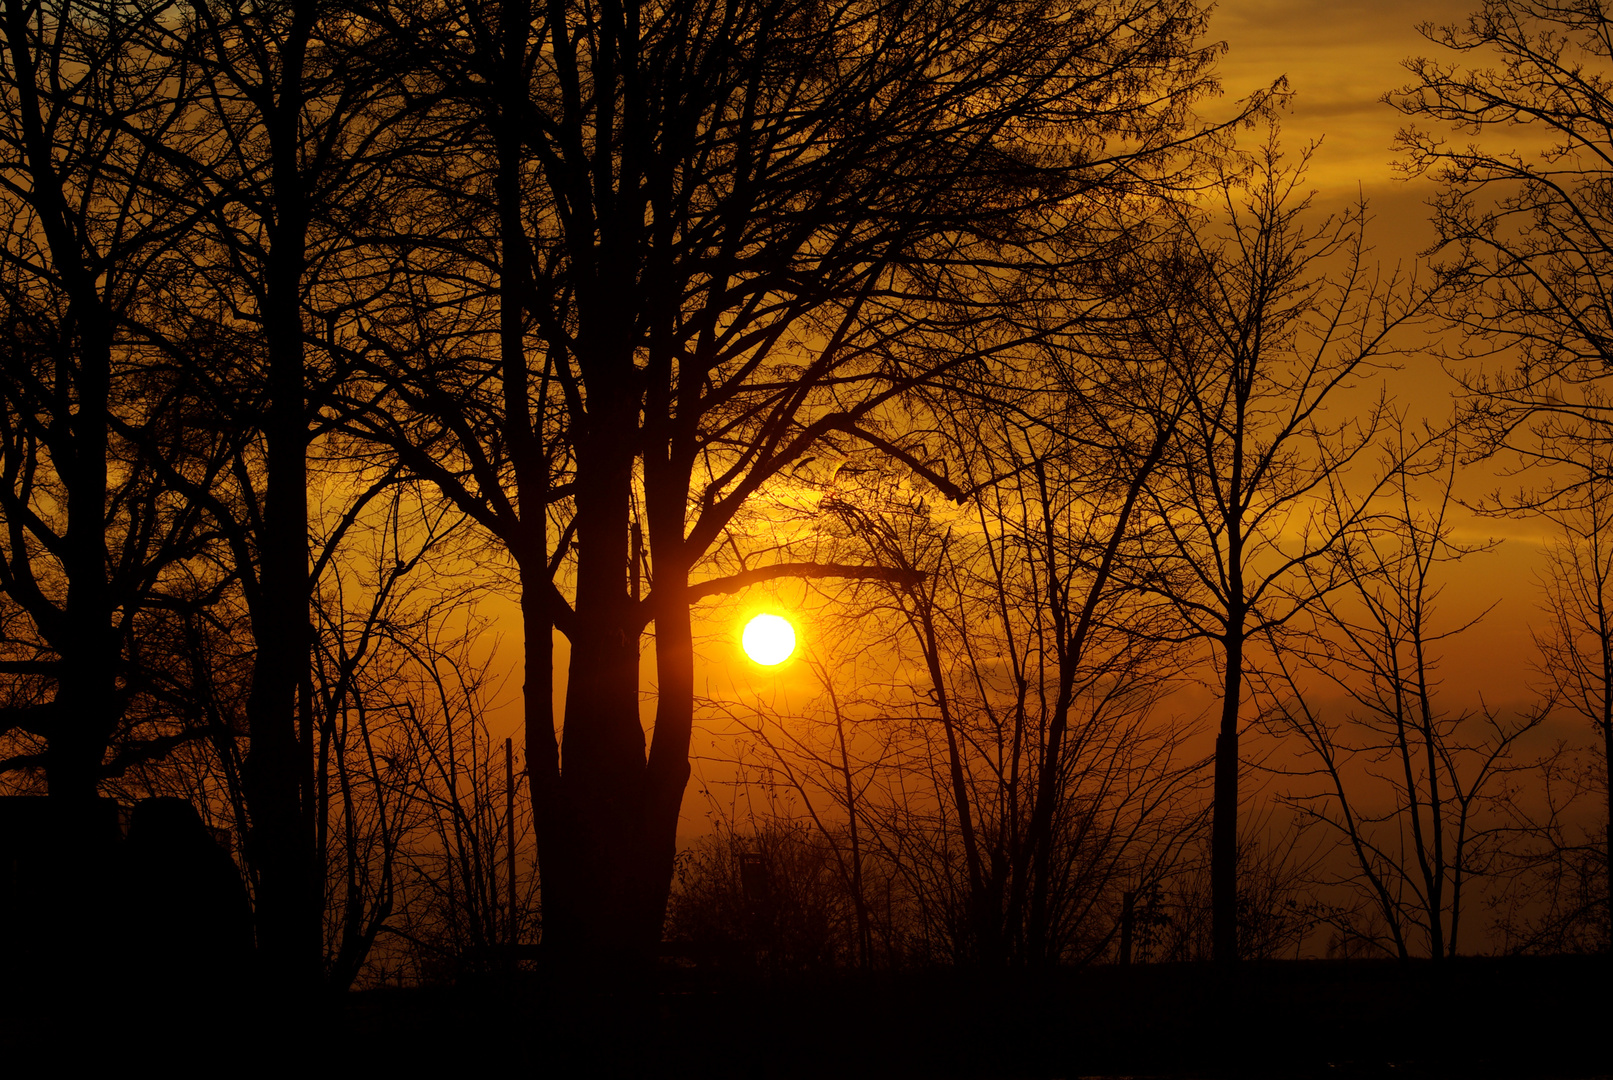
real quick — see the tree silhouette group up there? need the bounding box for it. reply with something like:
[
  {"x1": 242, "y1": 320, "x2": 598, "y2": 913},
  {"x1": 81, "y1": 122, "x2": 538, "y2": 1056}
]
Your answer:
[{"x1": 1, "y1": 0, "x2": 1610, "y2": 999}]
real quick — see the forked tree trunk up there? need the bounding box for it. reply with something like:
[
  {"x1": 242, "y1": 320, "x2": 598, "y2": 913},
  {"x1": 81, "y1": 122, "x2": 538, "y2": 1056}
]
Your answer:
[{"x1": 538, "y1": 401, "x2": 652, "y2": 959}]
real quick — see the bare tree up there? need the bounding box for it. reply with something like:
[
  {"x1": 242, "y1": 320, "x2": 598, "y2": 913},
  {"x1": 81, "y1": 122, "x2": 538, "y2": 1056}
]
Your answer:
[
  {"x1": 1389, "y1": 5, "x2": 1613, "y2": 951},
  {"x1": 1137, "y1": 136, "x2": 1432, "y2": 962},
  {"x1": 717, "y1": 651, "x2": 884, "y2": 969},
  {"x1": 1265, "y1": 434, "x2": 1548, "y2": 959},
  {"x1": 1390, "y1": 0, "x2": 1613, "y2": 456},
  {"x1": 89, "y1": 0, "x2": 423, "y2": 988},
  {"x1": 710, "y1": 366, "x2": 1206, "y2": 968},
  {"x1": 95, "y1": 473, "x2": 516, "y2": 989},
  {"x1": 0, "y1": 0, "x2": 235, "y2": 798},
  {"x1": 365, "y1": 597, "x2": 539, "y2": 986},
  {"x1": 346, "y1": 0, "x2": 1253, "y2": 962},
  {"x1": 1528, "y1": 409, "x2": 1613, "y2": 949}
]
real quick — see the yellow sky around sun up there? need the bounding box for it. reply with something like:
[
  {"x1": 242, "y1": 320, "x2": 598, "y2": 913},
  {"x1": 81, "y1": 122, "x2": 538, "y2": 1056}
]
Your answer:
[{"x1": 463, "y1": 2, "x2": 1587, "y2": 826}]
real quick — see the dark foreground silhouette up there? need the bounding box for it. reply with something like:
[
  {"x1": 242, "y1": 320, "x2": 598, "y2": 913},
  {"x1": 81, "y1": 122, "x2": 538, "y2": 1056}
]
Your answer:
[
  {"x1": 0, "y1": 803, "x2": 1605, "y2": 1079},
  {"x1": 1, "y1": 794, "x2": 255, "y2": 1059},
  {"x1": 2, "y1": 948, "x2": 1608, "y2": 1075},
  {"x1": 119, "y1": 797, "x2": 255, "y2": 999},
  {"x1": 317, "y1": 954, "x2": 1608, "y2": 1079}
]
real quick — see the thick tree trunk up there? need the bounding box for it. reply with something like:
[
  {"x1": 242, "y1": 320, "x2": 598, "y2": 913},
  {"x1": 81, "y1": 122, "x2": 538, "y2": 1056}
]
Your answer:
[
  {"x1": 4, "y1": 0, "x2": 120, "y2": 803},
  {"x1": 241, "y1": 39, "x2": 318, "y2": 989},
  {"x1": 531, "y1": 447, "x2": 702, "y2": 962},
  {"x1": 541, "y1": 411, "x2": 648, "y2": 959},
  {"x1": 642, "y1": 562, "x2": 694, "y2": 946},
  {"x1": 242, "y1": 274, "x2": 317, "y2": 990},
  {"x1": 1212, "y1": 625, "x2": 1243, "y2": 964},
  {"x1": 49, "y1": 308, "x2": 116, "y2": 803},
  {"x1": 44, "y1": 684, "x2": 114, "y2": 802},
  {"x1": 1605, "y1": 701, "x2": 1612, "y2": 949}
]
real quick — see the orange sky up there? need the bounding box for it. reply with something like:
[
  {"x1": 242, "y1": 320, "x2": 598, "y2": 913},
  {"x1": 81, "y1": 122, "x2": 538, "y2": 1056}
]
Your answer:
[
  {"x1": 666, "y1": 0, "x2": 1583, "y2": 836},
  {"x1": 460, "y1": 2, "x2": 1586, "y2": 834},
  {"x1": 1214, "y1": 0, "x2": 1562, "y2": 727},
  {"x1": 1217, "y1": 0, "x2": 1474, "y2": 198}
]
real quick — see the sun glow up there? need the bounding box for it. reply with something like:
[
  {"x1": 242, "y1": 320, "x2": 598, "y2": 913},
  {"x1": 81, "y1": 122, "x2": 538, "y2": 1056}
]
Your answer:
[{"x1": 741, "y1": 613, "x2": 797, "y2": 666}]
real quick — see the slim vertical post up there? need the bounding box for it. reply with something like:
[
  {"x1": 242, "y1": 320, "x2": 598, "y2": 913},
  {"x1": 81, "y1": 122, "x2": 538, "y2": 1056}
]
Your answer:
[{"x1": 505, "y1": 736, "x2": 516, "y2": 946}]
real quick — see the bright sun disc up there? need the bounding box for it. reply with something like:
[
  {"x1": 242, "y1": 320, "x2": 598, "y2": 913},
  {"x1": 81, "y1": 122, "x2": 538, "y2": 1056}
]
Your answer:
[{"x1": 742, "y1": 613, "x2": 796, "y2": 666}]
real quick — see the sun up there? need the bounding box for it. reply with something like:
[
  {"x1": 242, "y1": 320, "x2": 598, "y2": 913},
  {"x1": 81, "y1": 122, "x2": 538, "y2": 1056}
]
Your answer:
[{"x1": 742, "y1": 613, "x2": 797, "y2": 666}]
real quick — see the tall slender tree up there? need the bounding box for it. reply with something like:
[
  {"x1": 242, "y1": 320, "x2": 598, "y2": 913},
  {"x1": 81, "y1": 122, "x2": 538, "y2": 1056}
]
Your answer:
[
  {"x1": 112, "y1": 0, "x2": 410, "y2": 988},
  {"x1": 1267, "y1": 433, "x2": 1546, "y2": 960},
  {"x1": 1529, "y1": 405, "x2": 1613, "y2": 948},
  {"x1": 1139, "y1": 139, "x2": 1430, "y2": 962},
  {"x1": 1390, "y1": 0, "x2": 1613, "y2": 955}
]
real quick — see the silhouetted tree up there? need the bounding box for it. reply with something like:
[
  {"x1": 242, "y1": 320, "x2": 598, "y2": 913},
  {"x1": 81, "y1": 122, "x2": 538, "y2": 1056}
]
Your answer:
[
  {"x1": 1528, "y1": 407, "x2": 1613, "y2": 950},
  {"x1": 0, "y1": 0, "x2": 229, "y2": 799},
  {"x1": 347, "y1": 0, "x2": 1254, "y2": 962},
  {"x1": 712, "y1": 363, "x2": 1206, "y2": 968},
  {"x1": 374, "y1": 594, "x2": 541, "y2": 986},
  {"x1": 1266, "y1": 432, "x2": 1548, "y2": 959},
  {"x1": 1390, "y1": 3, "x2": 1613, "y2": 950},
  {"x1": 1390, "y1": 0, "x2": 1613, "y2": 441},
  {"x1": 1136, "y1": 137, "x2": 1431, "y2": 962},
  {"x1": 112, "y1": 0, "x2": 415, "y2": 989}
]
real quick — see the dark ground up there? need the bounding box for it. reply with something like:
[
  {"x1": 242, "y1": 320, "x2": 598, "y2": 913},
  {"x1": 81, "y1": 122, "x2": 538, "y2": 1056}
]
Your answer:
[
  {"x1": 2, "y1": 954, "x2": 1605, "y2": 1074},
  {"x1": 325, "y1": 955, "x2": 1608, "y2": 1078}
]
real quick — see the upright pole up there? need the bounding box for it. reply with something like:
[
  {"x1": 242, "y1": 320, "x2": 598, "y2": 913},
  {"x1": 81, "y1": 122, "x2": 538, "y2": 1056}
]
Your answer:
[{"x1": 505, "y1": 737, "x2": 516, "y2": 945}]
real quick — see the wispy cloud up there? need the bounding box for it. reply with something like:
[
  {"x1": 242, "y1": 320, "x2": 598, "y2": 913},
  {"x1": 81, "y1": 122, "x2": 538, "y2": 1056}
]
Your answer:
[{"x1": 1214, "y1": 0, "x2": 1477, "y2": 193}]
